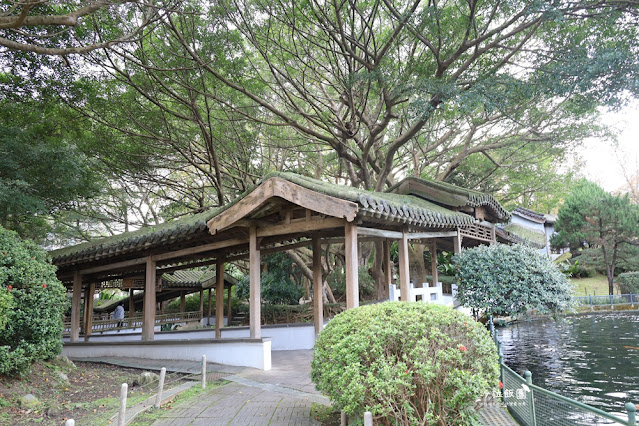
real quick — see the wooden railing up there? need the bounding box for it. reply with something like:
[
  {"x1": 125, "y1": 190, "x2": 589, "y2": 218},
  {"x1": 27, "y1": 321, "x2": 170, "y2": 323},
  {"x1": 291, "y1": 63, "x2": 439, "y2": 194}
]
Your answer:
[{"x1": 63, "y1": 311, "x2": 203, "y2": 336}]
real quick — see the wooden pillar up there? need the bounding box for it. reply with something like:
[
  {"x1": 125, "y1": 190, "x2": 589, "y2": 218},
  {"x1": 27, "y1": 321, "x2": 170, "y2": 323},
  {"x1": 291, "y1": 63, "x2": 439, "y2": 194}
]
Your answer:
[
  {"x1": 199, "y1": 289, "x2": 204, "y2": 320},
  {"x1": 453, "y1": 229, "x2": 462, "y2": 254},
  {"x1": 312, "y1": 234, "x2": 324, "y2": 337},
  {"x1": 82, "y1": 285, "x2": 90, "y2": 335},
  {"x1": 180, "y1": 292, "x2": 186, "y2": 313},
  {"x1": 207, "y1": 288, "x2": 213, "y2": 326},
  {"x1": 70, "y1": 271, "x2": 82, "y2": 342},
  {"x1": 215, "y1": 258, "x2": 225, "y2": 339},
  {"x1": 129, "y1": 288, "x2": 135, "y2": 316},
  {"x1": 345, "y1": 221, "x2": 359, "y2": 309},
  {"x1": 430, "y1": 240, "x2": 438, "y2": 287},
  {"x1": 491, "y1": 224, "x2": 497, "y2": 245},
  {"x1": 398, "y1": 228, "x2": 410, "y2": 302},
  {"x1": 383, "y1": 239, "x2": 392, "y2": 299},
  {"x1": 249, "y1": 225, "x2": 261, "y2": 338},
  {"x1": 142, "y1": 257, "x2": 156, "y2": 341},
  {"x1": 84, "y1": 283, "x2": 95, "y2": 342},
  {"x1": 227, "y1": 286, "x2": 232, "y2": 323}
]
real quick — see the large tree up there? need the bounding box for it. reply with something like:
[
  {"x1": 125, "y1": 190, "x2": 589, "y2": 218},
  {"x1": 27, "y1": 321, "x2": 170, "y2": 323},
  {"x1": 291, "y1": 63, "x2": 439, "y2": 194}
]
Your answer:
[{"x1": 552, "y1": 180, "x2": 639, "y2": 294}]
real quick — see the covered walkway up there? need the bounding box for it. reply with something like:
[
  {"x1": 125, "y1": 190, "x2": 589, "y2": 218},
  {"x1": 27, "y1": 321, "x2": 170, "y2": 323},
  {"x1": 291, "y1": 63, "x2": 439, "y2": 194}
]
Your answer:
[{"x1": 52, "y1": 172, "x2": 510, "y2": 369}]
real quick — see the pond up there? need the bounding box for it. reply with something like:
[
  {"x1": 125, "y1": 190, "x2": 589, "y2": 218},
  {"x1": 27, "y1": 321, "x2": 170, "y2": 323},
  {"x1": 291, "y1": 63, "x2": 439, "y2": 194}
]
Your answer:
[{"x1": 498, "y1": 311, "x2": 639, "y2": 418}]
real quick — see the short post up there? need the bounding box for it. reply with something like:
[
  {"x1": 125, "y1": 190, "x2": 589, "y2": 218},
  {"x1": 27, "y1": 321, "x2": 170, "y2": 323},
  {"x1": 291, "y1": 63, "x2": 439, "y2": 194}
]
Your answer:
[
  {"x1": 341, "y1": 410, "x2": 347, "y2": 426},
  {"x1": 524, "y1": 371, "x2": 537, "y2": 426},
  {"x1": 364, "y1": 411, "x2": 373, "y2": 426},
  {"x1": 626, "y1": 402, "x2": 637, "y2": 425},
  {"x1": 201, "y1": 354, "x2": 207, "y2": 389},
  {"x1": 155, "y1": 367, "x2": 166, "y2": 408},
  {"x1": 65, "y1": 420, "x2": 75, "y2": 426},
  {"x1": 118, "y1": 383, "x2": 128, "y2": 426}
]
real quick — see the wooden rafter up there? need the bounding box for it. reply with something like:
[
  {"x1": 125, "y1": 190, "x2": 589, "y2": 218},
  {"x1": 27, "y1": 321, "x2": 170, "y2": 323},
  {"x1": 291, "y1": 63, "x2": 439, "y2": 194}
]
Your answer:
[{"x1": 207, "y1": 177, "x2": 358, "y2": 234}]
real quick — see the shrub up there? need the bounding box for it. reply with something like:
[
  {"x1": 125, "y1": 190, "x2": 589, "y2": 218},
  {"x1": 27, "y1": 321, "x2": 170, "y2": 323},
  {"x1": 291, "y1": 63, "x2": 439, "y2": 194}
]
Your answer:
[
  {"x1": 454, "y1": 244, "x2": 573, "y2": 317},
  {"x1": 618, "y1": 272, "x2": 639, "y2": 294},
  {"x1": 0, "y1": 226, "x2": 67, "y2": 376},
  {"x1": 311, "y1": 302, "x2": 499, "y2": 425}
]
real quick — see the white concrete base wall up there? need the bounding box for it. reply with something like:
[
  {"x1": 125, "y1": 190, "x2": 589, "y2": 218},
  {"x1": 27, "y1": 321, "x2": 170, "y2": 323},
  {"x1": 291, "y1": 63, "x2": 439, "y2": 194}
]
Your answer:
[
  {"x1": 220, "y1": 324, "x2": 316, "y2": 350},
  {"x1": 63, "y1": 339, "x2": 271, "y2": 370},
  {"x1": 65, "y1": 323, "x2": 317, "y2": 351}
]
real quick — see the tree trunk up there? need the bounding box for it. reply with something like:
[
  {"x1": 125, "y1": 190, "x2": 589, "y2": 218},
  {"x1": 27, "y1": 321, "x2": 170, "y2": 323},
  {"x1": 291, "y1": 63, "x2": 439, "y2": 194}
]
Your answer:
[
  {"x1": 369, "y1": 239, "x2": 386, "y2": 300},
  {"x1": 408, "y1": 243, "x2": 427, "y2": 287}
]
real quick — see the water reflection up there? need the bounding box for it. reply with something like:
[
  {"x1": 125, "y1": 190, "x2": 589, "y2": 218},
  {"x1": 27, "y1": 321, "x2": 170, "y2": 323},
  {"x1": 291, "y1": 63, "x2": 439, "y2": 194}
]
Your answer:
[{"x1": 499, "y1": 312, "x2": 639, "y2": 416}]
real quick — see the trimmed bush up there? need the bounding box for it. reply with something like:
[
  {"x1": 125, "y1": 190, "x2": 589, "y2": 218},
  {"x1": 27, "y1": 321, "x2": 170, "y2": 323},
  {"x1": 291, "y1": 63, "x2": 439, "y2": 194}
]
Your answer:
[
  {"x1": 454, "y1": 244, "x2": 573, "y2": 317},
  {"x1": 618, "y1": 272, "x2": 639, "y2": 294},
  {"x1": 311, "y1": 302, "x2": 499, "y2": 425},
  {"x1": 0, "y1": 226, "x2": 67, "y2": 376}
]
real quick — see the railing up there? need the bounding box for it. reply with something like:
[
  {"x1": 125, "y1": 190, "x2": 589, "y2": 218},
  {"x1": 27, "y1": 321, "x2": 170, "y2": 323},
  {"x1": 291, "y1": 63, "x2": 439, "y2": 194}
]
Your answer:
[
  {"x1": 63, "y1": 311, "x2": 203, "y2": 336},
  {"x1": 489, "y1": 317, "x2": 637, "y2": 425},
  {"x1": 389, "y1": 282, "x2": 450, "y2": 305},
  {"x1": 573, "y1": 294, "x2": 636, "y2": 308}
]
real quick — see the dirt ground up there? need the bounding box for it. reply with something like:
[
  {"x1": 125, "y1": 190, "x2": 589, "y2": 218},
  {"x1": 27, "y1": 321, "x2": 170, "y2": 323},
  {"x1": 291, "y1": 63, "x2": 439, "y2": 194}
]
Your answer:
[{"x1": 0, "y1": 358, "x2": 159, "y2": 425}]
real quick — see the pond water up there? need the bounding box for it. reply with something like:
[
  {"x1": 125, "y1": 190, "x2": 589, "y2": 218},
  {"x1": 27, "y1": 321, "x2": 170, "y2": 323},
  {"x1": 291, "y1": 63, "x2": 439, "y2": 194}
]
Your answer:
[{"x1": 498, "y1": 312, "x2": 639, "y2": 417}]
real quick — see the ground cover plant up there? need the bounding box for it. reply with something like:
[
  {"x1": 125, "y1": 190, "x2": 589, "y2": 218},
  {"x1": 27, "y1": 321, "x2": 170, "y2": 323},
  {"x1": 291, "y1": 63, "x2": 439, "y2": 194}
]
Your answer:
[
  {"x1": 311, "y1": 302, "x2": 499, "y2": 425},
  {"x1": 0, "y1": 359, "x2": 156, "y2": 425}
]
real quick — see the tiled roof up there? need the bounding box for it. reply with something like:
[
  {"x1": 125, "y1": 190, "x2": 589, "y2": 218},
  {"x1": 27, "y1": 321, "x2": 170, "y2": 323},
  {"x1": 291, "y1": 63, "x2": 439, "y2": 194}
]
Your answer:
[
  {"x1": 162, "y1": 270, "x2": 237, "y2": 288},
  {"x1": 50, "y1": 173, "x2": 486, "y2": 266},
  {"x1": 497, "y1": 223, "x2": 546, "y2": 248},
  {"x1": 387, "y1": 176, "x2": 510, "y2": 221},
  {"x1": 512, "y1": 206, "x2": 546, "y2": 223}
]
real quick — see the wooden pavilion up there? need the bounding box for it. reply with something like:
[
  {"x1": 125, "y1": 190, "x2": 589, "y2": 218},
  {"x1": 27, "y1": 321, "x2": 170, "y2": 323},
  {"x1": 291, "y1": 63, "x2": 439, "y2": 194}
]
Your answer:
[{"x1": 51, "y1": 172, "x2": 509, "y2": 369}]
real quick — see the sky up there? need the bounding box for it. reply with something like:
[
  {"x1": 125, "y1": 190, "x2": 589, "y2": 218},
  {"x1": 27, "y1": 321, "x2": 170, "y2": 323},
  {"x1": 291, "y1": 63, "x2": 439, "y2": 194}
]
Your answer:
[{"x1": 578, "y1": 100, "x2": 639, "y2": 192}]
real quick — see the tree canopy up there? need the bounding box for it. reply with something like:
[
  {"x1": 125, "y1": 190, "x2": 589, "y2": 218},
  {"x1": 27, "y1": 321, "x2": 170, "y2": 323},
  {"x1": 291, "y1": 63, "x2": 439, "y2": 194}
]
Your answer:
[{"x1": 552, "y1": 180, "x2": 639, "y2": 294}]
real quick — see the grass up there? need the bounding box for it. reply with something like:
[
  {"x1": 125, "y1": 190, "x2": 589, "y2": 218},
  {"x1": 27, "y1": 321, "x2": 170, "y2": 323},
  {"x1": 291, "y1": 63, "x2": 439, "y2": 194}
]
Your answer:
[
  {"x1": 311, "y1": 403, "x2": 340, "y2": 426},
  {"x1": 571, "y1": 273, "x2": 613, "y2": 296}
]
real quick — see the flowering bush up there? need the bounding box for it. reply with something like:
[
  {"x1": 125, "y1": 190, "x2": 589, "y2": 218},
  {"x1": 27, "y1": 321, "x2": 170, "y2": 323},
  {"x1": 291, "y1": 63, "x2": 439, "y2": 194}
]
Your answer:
[
  {"x1": 311, "y1": 302, "x2": 499, "y2": 425},
  {"x1": 0, "y1": 226, "x2": 67, "y2": 376}
]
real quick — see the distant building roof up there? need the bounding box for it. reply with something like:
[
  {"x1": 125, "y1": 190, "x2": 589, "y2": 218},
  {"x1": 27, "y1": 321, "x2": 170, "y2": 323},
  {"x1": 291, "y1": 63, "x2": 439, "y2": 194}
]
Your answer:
[
  {"x1": 387, "y1": 176, "x2": 510, "y2": 222},
  {"x1": 512, "y1": 206, "x2": 547, "y2": 223}
]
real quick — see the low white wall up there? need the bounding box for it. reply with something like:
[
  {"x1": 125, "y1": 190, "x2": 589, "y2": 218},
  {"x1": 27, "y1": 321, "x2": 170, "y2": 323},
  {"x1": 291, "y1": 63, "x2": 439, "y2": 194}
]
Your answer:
[
  {"x1": 220, "y1": 323, "x2": 316, "y2": 350},
  {"x1": 63, "y1": 338, "x2": 271, "y2": 370},
  {"x1": 66, "y1": 323, "x2": 317, "y2": 351}
]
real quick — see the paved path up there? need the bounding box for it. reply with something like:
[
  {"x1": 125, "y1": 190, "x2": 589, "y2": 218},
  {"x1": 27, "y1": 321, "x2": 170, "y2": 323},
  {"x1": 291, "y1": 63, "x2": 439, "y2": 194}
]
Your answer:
[{"x1": 77, "y1": 351, "x2": 516, "y2": 425}]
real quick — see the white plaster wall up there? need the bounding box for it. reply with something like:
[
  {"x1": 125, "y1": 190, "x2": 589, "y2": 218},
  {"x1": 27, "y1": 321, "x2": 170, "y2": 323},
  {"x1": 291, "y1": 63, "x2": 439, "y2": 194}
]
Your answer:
[
  {"x1": 63, "y1": 339, "x2": 271, "y2": 370},
  {"x1": 64, "y1": 323, "x2": 317, "y2": 351},
  {"x1": 511, "y1": 215, "x2": 545, "y2": 233},
  {"x1": 221, "y1": 324, "x2": 316, "y2": 350}
]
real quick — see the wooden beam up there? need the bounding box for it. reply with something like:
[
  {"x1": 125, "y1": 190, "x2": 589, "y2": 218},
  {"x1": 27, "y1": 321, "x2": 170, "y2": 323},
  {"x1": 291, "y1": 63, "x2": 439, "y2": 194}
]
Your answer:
[
  {"x1": 142, "y1": 257, "x2": 156, "y2": 341},
  {"x1": 207, "y1": 177, "x2": 358, "y2": 234},
  {"x1": 383, "y1": 239, "x2": 392, "y2": 300},
  {"x1": 129, "y1": 288, "x2": 135, "y2": 315},
  {"x1": 357, "y1": 227, "x2": 403, "y2": 239},
  {"x1": 407, "y1": 231, "x2": 458, "y2": 240},
  {"x1": 398, "y1": 228, "x2": 410, "y2": 302},
  {"x1": 70, "y1": 271, "x2": 82, "y2": 342},
  {"x1": 312, "y1": 234, "x2": 323, "y2": 337},
  {"x1": 249, "y1": 226, "x2": 261, "y2": 338},
  {"x1": 227, "y1": 285, "x2": 232, "y2": 325},
  {"x1": 180, "y1": 292, "x2": 185, "y2": 313},
  {"x1": 84, "y1": 283, "x2": 95, "y2": 341},
  {"x1": 453, "y1": 229, "x2": 462, "y2": 254},
  {"x1": 80, "y1": 257, "x2": 146, "y2": 275},
  {"x1": 152, "y1": 237, "x2": 247, "y2": 262},
  {"x1": 215, "y1": 258, "x2": 224, "y2": 339},
  {"x1": 256, "y1": 217, "x2": 346, "y2": 238},
  {"x1": 199, "y1": 289, "x2": 204, "y2": 320},
  {"x1": 430, "y1": 241, "x2": 439, "y2": 286},
  {"x1": 345, "y1": 222, "x2": 359, "y2": 309},
  {"x1": 207, "y1": 288, "x2": 212, "y2": 326}
]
